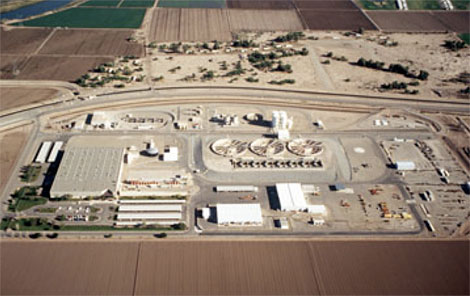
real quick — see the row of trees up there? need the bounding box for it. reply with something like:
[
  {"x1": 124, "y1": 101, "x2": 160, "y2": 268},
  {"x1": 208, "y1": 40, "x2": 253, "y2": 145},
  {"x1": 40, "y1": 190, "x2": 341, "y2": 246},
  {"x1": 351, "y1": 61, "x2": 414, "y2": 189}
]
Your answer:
[{"x1": 356, "y1": 58, "x2": 429, "y2": 81}]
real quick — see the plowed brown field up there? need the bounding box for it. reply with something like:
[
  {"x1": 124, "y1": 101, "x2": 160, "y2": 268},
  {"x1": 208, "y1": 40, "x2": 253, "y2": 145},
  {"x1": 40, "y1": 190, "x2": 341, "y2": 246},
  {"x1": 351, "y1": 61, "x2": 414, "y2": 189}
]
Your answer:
[
  {"x1": 228, "y1": 9, "x2": 304, "y2": 31},
  {"x1": 0, "y1": 55, "x2": 27, "y2": 79},
  {"x1": 300, "y1": 10, "x2": 377, "y2": 30},
  {"x1": 367, "y1": 11, "x2": 449, "y2": 32},
  {"x1": 0, "y1": 28, "x2": 52, "y2": 54},
  {"x1": 293, "y1": 0, "x2": 357, "y2": 10},
  {"x1": 0, "y1": 87, "x2": 59, "y2": 111},
  {"x1": 1, "y1": 240, "x2": 468, "y2": 295},
  {"x1": 0, "y1": 126, "x2": 30, "y2": 192},
  {"x1": 1, "y1": 241, "x2": 139, "y2": 296},
  {"x1": 15, "y1": 56, "x2": 112, "y2": 81},
  {"x1": 39, "y1": 29, "x2": 144, "y2": 56},
  {"x1": 148, "y1": 8, "x2": 232, "y2": 42},
  {"x1": 227, "y1": 0, "x2": 295, "y2": 9},
  {"x1": 432, "y1": 11, "x2": 470, "y2": 33}
]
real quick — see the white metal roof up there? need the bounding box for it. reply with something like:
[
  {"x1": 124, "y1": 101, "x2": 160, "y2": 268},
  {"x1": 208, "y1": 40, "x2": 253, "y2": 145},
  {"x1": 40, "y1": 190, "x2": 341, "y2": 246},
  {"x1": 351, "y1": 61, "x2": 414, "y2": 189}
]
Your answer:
[
  {"x1": 35, "y1": 141, "x2": 52, "y2": 163},
  {"x1": 117, "y1": 212, "x2": 182, "y2": 220},
  {"x1": 216, "y1": 203, "x2": 263, "y2": 224},
  {"x1": 216, "y1": 185, "x2": 258, "y2": 192},
  {"x1": 276, "y1": 183, "x2": 307, "y2": 211},
  {"x1": 47, "y1": 141, "x2": 63, "y2": 163},
  {"x1": 118, "y1": 204, "x2": 182, "y2": 212},
  {"x1": 119, "y1": 199, "x2": 186, "y2": 204}
]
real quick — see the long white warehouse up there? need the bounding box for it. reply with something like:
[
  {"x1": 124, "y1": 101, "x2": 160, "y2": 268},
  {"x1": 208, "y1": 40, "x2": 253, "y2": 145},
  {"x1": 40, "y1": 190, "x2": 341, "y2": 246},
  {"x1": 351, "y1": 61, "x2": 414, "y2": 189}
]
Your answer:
[
  {"x1": 47, "y1": 141, "x2": 63, "y2": 163},
  {"x1": 216, "y1": 185, "x2": 258, "y2": 192},
  {"x1": 276, "y1": 183, "x2": 307, "y2": 211},
  {"x1": 35, "y1": 141, "x2": 52, "y2": 163},
  {"x1": 119, "y1": 199, "x2": 186, "y2": 204},
  {"x1": 118, "y1": 204, "x2": 182, "y2": 212},
  {"x1": 216, "y1": 203, "x2": 263, "y2": 226},
  {"x1": 117, "y1": 212, "x2": 182, "y2": 221}
]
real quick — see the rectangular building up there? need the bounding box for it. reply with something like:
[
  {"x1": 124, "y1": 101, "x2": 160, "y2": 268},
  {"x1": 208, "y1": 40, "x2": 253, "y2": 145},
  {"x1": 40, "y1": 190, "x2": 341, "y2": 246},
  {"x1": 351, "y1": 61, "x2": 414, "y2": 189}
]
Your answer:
[
  {"x1": 118, "y1": 204, "x2": 182, "y2": 212},
  {"x1": 50, "y1": 146, "x2": 124, "y2": 198},
  {"x1": 276, "y1": 183, "x2": 308, "y2": 212},
  {"x1": 35, "y1": 141, "x2": 52, "y2": 163},
  {"x1": 117, "y1": 212, "x2": 182, "y2": 221},
  {"x1": 215, "y1": 185, "x2": 258, "y2": 192},
  {"x1": 216, "y1": 203, "x2": 263, "y2": 226},
  {"x1": 394, "y1": 161, "x2": 416, "y2": 171},
  {"x1": 47, "y1": 141, "x2": 63, "y2": 163}
]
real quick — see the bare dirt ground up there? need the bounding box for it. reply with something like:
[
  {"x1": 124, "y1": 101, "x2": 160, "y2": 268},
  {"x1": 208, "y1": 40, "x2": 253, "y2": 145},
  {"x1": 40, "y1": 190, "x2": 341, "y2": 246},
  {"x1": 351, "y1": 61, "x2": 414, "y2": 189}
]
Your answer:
[
  {"x1": 148, "y1": 8, "x2": 232, "y2": 42},
  {"x1": 0, "y1": 27, "x2": 52, "y2": 54},
  {"x1": 367, "y1": 11, "x2": 450, "y2": 32},
  {"x1": 0, "y1": 54, "x2": 27, "y2": 79},
  {"x1": 227, "y1": 0, "x2": 295, "y2": 9},
  {"x1": 299, "y1": 10, "x2": 377, "y2": 30},
  {"x1": 39, "y1": 29, "x2": 144, "y2": 56},
  {"x1": 0, "y1": 125, "x2": 30, "y2": 193},
  {"x1": 306, "y1": 31, "x2": 470, "y2": 99},
  {"x1": 228, "y1": 9, "x2": 303, "y2": 32},
  {"x1": 0, "y1": 241, "x2": 139, "y2": 295},
  {"x1": 15, "y1": 55, "x2": 113, "y2": 81},
  {"x1": 367, "y1": 11, "x2": 470, "y2": 33},
  {"x1": 0, "y1": 87, "x2": 59, "y2": 111},
  {"x1": 1, "y1": 240, "x2": 467, "y2": 295}
]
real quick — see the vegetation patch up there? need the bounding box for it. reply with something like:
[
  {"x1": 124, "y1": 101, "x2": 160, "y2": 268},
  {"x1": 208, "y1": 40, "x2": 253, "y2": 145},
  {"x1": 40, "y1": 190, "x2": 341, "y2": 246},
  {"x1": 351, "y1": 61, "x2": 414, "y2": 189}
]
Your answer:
[
  {"x1": 451, "y1": 0, "x2": 470, "y2": 10},
  {"x1": 8, "y1": 186, "x2": 47, "y2": 212},
  {"x1": 80, "y1": 0, "x2": 120, "y2": 7},
  {"x1": 20, "y1": 165, "x2": 41, "y2": 183},
  {"x1": 157, "y1": 0, "x2": 226, "y2": 8},
  {"x1": 358, "y1": 0, "x2": 397, "y2": 9},
  {"x1": 13, "y1": 7, "x2": 146, "y2": 28},
  {"x1": 407, "y1": 0, "x2": 441, "y2": 9},
  {"x1": 120, "y1": 0, "x2": 155, "y2": 7},
  {"x1": 458, "y1": 33, "x2": 470, "y2": 45},
  {"x1": 356, "y1": 57, "x2": 429, "y2": 80}
]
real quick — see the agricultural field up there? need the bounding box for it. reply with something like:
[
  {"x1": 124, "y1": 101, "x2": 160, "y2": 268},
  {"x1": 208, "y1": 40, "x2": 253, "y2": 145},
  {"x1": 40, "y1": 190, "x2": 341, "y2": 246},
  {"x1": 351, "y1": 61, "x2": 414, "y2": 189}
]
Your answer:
[
  {"x1": 0, "y1": 55, "x2": 27, "y2": 79},
  {"x1": 227, "y1": 0, "x2": 294, "y2": 9},
  {"x1": 366, "y1": 11, "x2": 468, "y2": 32},
  {"x1": 148, "y1": 8, "x2": 231, "y2": 42},
  {"x1": 293, "y1": 0, "x2": 357, "y2": 9},
  {"x1": 15, "y1": 56, "x2": 113, "y2": 81},
  {"x1": 451, "y1": 0, "x2": 470, "y2": 9},
  {"x1": 0, "y1": 28, "x2": 52, "y2": 54},
  {"x1": 120, "y1": 0, "x2": 155, "y2": 7},
  {"x1": 79, "y1": 0, "x2": 121, "y2": 7},
  {"x1": 157, "y1": 0, "x2": 226, "y2": 8},
  {"x1": 0, "y1": 87, "x2": 59, "y2": 111},
  {"x1": 406, "y1": 0, "x2": 441, "y2": 10},
  {"x1": 3, "y1": 240, "x2": 466, "y2": 295},
  {"x1": 299, "y1": 10, "x2": 377, "y2": 30},
  {"x1": 357, "y1": 0, "x2": 397, "y2": 9},
  {"x1": 432, "y1": 11, "x2": 470, "y2": 33},
  {"x1": 0, "y1": 241, "x2": 139, "y2": 295},
  {"x1": 12, "y1": 7, "x2": 146, "y2": 28},
  {"x1": 0, "y1": 126, "x2": 31, "y2": 193},
  {"x1": 228, "y1": 9, "x2": 303, "y2": 32},
  {"x1": 39, "y1": 29, "x2": 144, "y2": 56}
]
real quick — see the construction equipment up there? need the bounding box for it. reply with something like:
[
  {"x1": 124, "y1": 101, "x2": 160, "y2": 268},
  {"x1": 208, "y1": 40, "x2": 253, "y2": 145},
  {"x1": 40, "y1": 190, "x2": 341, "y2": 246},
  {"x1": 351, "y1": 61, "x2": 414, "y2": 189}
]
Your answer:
[{"x1": 239, "y1": 195, "x2": 256, "y2": 201}]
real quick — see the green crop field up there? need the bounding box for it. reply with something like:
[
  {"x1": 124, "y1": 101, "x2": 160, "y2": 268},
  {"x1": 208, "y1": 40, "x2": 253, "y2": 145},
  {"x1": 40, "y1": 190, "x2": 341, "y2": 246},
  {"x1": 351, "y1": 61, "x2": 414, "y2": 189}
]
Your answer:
[
  {"x1": 407, "y1": 0, "x2": 441, "y2": 9},
  {"x1": 358, "y1": 0, "x2": 397, "y2": 9},
  {"x1": 120, "y1": 0, "x2": 155, "y2": 7},
  {"x1": 13, "y1": 7, "x2": 146, "y2": 28},
  {"x1": 80, "y1": 0, "x2": 121, "y2": 7},
  {"x1": 459, "y1": 33, "x2": 470, "y2": 44},
  {"x1": 451, "y1": 0, "x2": 470, "y2": 9},
  {"x1": 157, "y1": 0, "x2": 226, "y2": 8}
]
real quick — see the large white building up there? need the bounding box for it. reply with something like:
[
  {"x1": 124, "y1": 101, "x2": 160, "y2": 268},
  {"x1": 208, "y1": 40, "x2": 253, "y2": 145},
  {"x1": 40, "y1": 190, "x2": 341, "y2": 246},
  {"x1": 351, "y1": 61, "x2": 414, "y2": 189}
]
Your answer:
[
  {"x1": 276, "y1": 183, "x2": 327, "y2": 214},
  {"x1": 216, "y1": 203, "x2": 263, "y2": 226},
  {"x1": 50, "y1": 146, "x2": 124, "y2": 198},
  {"x1": 276, "y1": 183, "x2": 307, "y2": 211}
]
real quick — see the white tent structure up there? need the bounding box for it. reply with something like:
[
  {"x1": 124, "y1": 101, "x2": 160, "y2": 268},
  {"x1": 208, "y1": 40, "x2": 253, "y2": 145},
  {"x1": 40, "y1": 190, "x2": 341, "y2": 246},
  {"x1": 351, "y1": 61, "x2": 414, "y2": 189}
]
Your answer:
[{"x1": 216, "y1": 203, "x2": 263, "y2": 226}]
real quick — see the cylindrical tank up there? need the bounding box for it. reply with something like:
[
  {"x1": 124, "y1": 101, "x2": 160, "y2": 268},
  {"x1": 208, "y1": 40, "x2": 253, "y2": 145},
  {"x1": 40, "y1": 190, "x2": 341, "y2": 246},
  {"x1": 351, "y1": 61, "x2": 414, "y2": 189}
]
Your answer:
[{"x1": 279, "y1": 111, "x2": 287, "y2": 129}]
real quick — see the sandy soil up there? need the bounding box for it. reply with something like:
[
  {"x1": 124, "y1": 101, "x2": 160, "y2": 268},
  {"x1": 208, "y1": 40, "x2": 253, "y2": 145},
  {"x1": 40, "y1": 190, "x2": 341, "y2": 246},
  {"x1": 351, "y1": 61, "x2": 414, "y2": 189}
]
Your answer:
[
  {"x1": 307, "y1": 31, "x2": 470, "y2": 99},
  {"x1": 0, "y1": 87, "x2": 59, "y2": 111},
  {"x1": 0, "y1": 27, "x2": 53, "y2": 54},
  {"x1": 0, "y1": 125, "x2": 30, "y2": 193}
]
